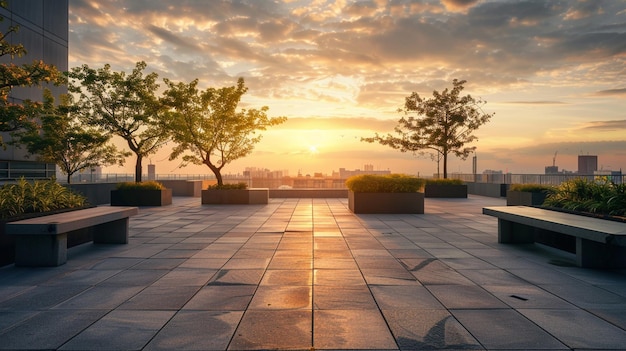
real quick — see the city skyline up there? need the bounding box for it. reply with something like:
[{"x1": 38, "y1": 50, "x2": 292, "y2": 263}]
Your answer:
[{"x1": 68, "y1": 0, "x2": 626, "y2": 176}]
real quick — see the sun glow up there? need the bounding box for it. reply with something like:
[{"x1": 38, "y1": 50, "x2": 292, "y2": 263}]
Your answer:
[{"x1": 308, "y1": 145, "x2": 319, "y2": 155}]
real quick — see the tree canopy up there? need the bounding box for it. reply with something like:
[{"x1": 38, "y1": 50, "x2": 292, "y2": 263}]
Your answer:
[
  {"x1": 0, "y1": 2, "x2": 62, "y2": 144},
  {"x1": 15, "y1": 90, "x2": 129, "y2": 184},
  {"x1": 363, "y1": 79, "x2": 494, "y2": 178},
  {"x1": 68, "y1": 62, "x2": 168, "y2": 182},
  {"x1": 161, "y1": 77, "x2": 287, "y2": 186}
]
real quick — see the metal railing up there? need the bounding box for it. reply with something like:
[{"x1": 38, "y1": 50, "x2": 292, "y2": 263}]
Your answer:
[{"x1": 450, "y1": 173, "x2": 625, "y2": 185}]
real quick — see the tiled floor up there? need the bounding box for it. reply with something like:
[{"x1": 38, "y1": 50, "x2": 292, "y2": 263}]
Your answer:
[{"x1": 1, "y1": 195, "x2": 626, "y2": 350}]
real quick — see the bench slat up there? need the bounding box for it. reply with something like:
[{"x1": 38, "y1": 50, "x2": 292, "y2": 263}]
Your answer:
[
  {"x1": 6, "y1": 206, "x2": 139, "y2": 235},
  {"x1": 483, "y1": 206, "x2": 626, "y2": 245}
]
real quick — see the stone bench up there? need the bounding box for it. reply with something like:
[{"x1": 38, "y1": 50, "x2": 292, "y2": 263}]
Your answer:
[
  {"x1": 483, "y1": 206, "x2": 626, "y2": 268},
  {"x1": 6, "y1": 206, "x2": 138, "y2": 267}
]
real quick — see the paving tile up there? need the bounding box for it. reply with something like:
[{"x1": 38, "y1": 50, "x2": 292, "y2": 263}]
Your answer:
[
  {"x1": 370, "y1": 285, "x2": 444, "y2": 309},
  {"x1": 230, "y1": 310, "x2": 312, "y2": 350},
  {"x1": 427, "y1": 285, "x2": 509, "y2": 309},
  {"x1": 98, "y1": 269, "x2": 167, "y2": 286},
  {"x1": 0, "y1": 310, "x2": 38, "y2": 332},
  {"x1": 53, "y1": 286, "x2": 143, "y2": 309},
  {"x1": 314, "y1": 310, "x2": 397, "y2": 350},
  {"x1": 221, "y1": 258, "x2": 272, "y2": 269},
  {"x1": 314, "y1": 257, "x2": 359, "y2": 269},
  {"x1": 129, "y1": 258, "x2": 186, "y2": 270},
  {"x1": 0, "y1": 285, "x2": 90, "y2": 310},
  {"x1": 402, "y1": 258, "x2": 475, "y2": 285},
  {"x1": 314, "y1": 285, "x2": 378, "y2": 310},
  {"x1": 481, "y1": 284, "x2": 576, "y2": 309},
  {"x1": 452, "y1": 309, "x2": 567, "y2": 349},
  {"x1": 248, "y1": 286, "x2": 312, "y2": 310},
  {"x1": 183, "y1": 285, "x2": 256, "y2": 310},
  {"x1": 208, "y1": 269, "x2": 265, "y2": 286},
  {"x1": 314, "y1": 269, "x2": 367, "y2": 286},
  {"x1": 539, "y1": 283, "x2": 626, "y2": 309},
  {"x1": 260, "y1": 269, "x2": 312, "y2": 285},
  {"x1": 119, "y1": 285, "x2": 201, "y2": 310},
  {"x1": 519, "y1": 308, "x2": 626, "y2": 349},
  {"x1": 361, "y1": 268, "x2": 421, "y2": 286},
  {"x1": 151, "y1": 268, "x2": 217, "y2": 286},
  {"x1": 0, "y1": 310, "x2": 107, "y2": 350},
  {"x1": 178, "y1": 257, "x2": 229, "y2": 269},
  {"x1": 59, "y1": 310, "x2": 175, "y2": 350},
  {"x1": 382, "y1": 309, "x2": 482, "y2": 350},
  {"x1": 144, "y1": 311, "x2": 243, "y2": 350},
  {"x1": 458, "y1": 268, "x2": 530, "y2": 286},
  {"x1": 268, "y1": 256, "x2": 313, "y2": 269}
]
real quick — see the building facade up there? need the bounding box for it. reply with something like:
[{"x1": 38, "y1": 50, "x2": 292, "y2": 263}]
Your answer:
[
  {"x1": 0, "y1": 0, "x2": 68, "y2": 180},
  {"x1": 577, "y1": 155, "x2": 598, "y2": 175}
]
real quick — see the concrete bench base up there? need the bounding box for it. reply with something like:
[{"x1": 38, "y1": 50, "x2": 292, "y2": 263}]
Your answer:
[
  {"x1": 483, "y1": 206, "x2": 626, "y2": 268},
  {"x1": 7, "y1": 207, "x2": 138, "y2": 267}
]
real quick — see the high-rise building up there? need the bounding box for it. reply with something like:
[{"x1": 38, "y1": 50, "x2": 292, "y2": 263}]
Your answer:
[
  {"x1": 0, "y1": 0, "x2": 68, "y2": 180},
  {"x1": 578, "y1": 155, "x2": 598, "y2": 175}
]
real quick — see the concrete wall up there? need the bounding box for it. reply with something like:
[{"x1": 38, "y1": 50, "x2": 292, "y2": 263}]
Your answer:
[
  {"x1": 269, "y1": 189, "x2": 348, "y2": 198},
  {"x1": 66, "y1": 183, "x2": 118, "y2": 205},
  {"x1": 465, "y1": 182, "x2": 509, "y2": 198},
  {"x1": 158, "y1": 180, "x2": 213, "y2": 197}
]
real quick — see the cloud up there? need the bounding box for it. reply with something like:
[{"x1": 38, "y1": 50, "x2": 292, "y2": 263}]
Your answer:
[
  {"x1": 503, "y1": 101, "x2": 567, "y2": 105},
  {"x1": 578, "y1": 120, "x2": 626, "y2": 131},
  {"x1": 594, "y1": 88, "x2": 626, "y2": 97},
  {"x1": 145, "y1": 25, "x2": 202, "y2": 53},
  {"x1": 274, "y1": 117, "x2": 396, "y2": 131}
]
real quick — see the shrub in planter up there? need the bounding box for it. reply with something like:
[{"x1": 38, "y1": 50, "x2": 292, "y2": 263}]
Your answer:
[
  {"x1": 111, "y1": 181, "x2": 172, "y2": 206},
  {"x1": 424, "y1": 178, "x2": 467, "y2": 198},
  {"x1": 202, "y1": 182, "x2": 268, "y2": 204},
  {"x1": 543, "y1": 178, "x2": 626, "y2": 217},
  {"x1": 346, "y1": 174, "x2": 425, "y2": 214},
  {"x1": 507, "y1": 183, "x2": 553, "y2": 206},
  {"x1": 0, "y1": 179, "x2": 88, "y2": 266}
]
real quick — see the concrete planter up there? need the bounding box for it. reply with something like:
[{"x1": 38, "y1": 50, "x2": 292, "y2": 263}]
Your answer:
[
  {"x1": 506, "y1": 190, "x2": 547, "y2": 206},
  {"x1": 201, "y1": 188, "x2": 269, "y2": 205},
  {"x1": 424, "y1": 184, "x2": 467, "y2": 198},
  {"x1": 111, "y1": 189, "x2": 173, "y2": 206},
  {"x1": 348, "y1": 191, "x2": 424, "y2": 214}
]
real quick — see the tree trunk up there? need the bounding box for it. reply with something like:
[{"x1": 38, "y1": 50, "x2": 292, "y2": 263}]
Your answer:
[
  {"x1": 135, "y1": 155, "x2": 142, "y2": 183},
  {"x1": 443, "y1": 152, "x2": 448, "y2": 179},
  {"x1": 67, "y1": 173, "x2": 72, "y2": 184},
  {"x1": 206, "y1": 161, "x2": 223, "y2": 186}
]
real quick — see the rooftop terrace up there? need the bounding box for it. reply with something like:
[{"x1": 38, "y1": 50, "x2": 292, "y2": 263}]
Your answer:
[{"x1": 1, "y1": 195, "x2": 625, "y2": 350}]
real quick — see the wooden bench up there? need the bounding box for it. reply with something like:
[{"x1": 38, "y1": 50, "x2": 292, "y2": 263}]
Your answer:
[
  {"x1": 6, "y1": 206, "x2": 138, "y2": 267},
  {"x1": 483, "y1": 206, "x2": 626, "y2": 268}
]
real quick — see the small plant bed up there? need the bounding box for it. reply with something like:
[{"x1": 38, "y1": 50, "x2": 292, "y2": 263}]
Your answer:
[
  {"x1": 542, "y1": 178, "x2": 626, "y2": 219},
  {"x1": 111, "y1": 181, "x2": 172, "y2": 206},
  {"x1": 346, "y1": 174, "x2": 425, "y2": 214},
  {"x1": 202, "y1": 183, "x2": 268, "y2": 205},
  {"x1": 424, "y1": 178, "x2": 467, "y2": 198}
]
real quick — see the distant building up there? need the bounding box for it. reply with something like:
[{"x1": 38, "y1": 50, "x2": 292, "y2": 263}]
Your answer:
[
  {"x1": 336, "y1": 166, "x2": 391, "y2": 179},
  {"x1": 545, "y1": 165, "x2": 559, "y2": 174},
  {"x1": 0, "y1": 0, "x2": 68, "y2": 180},
  {"x1": 578, "y1": 155, "x2": 598, "y2": 175}
]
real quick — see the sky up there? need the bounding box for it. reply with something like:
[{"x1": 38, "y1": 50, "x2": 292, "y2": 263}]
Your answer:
[{"x1": 68, "y1": 0, "x2": 626, "y2": 177}]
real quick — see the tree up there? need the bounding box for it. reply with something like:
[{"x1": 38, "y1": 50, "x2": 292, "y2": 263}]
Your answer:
[
  {"x1": 68, "y1": 62, "x2": 168, "y2": 182},
  {"x1": 363, "y1": 79, "x2": 494, "y2": 178},
  {"x1": 15, "y1": 90, "x2": 130, "y2": 184},
  {"x1": 0, "y1": 1, "x2": 62, "y2": 144},
  {"x1": 161, "y1": 77, "x2": 287, "y2": 186}
]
